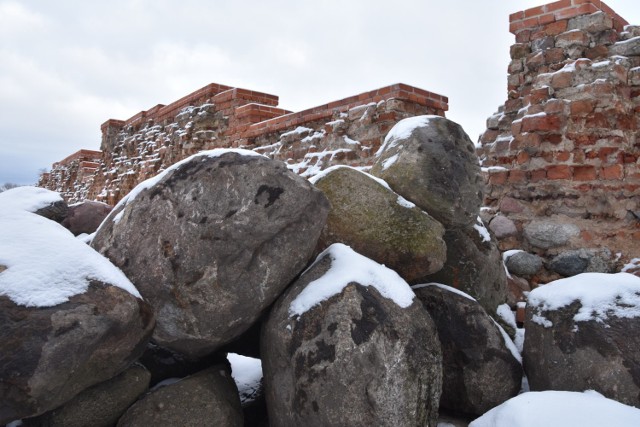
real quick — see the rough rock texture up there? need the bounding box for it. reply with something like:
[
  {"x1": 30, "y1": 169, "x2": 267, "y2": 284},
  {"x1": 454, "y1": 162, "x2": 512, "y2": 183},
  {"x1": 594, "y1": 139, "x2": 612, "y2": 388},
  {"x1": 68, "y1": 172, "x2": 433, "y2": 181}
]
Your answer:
[
  {"x1": 478, "y1": 2, "x2": 640, "y2": 267},
  {"x1": 505, "y1": 251, "x2": 543, "y2": 278},
  {"x1": 262, "y1": 250, "x2": 442, "y2": 427},
  {"x1": 523, "y1": 219, "x2": 581, "y2": 250},
  {"x1": 414, "y1": 284, "x2": 522, "y2": 416},
  {"x1": 423, "y1": 226, "x2": 508, "y2": 312},
  {"x1": 371, "y1": 116, "x2": 483, "y2": 229},
  {"x1": 62, "y1": 201, "x2": 113, "y2": 236},
  {"x1": 25, "y1": 364, "x2": 151, "y2": 427},
  {"x1": 92, "y1": 152, "x2": 329, "y2": 359},
  {"x1": 488, "y1": 215, "x2": 518, "y2": 239},
  {"x1": 313, "y1": 166, "x2": 446, "y2": 282},
  {"x1": 0, "y1": 282, "x2": 155, "y2": 424},
  {"x1": 39, "y1": 83, "x2": 447, "y2": 205},
  {"x1": 549, "y1": 248, "x2": 615, "y2": 277},
  {"x1": 524, "y1": 302, "x2": 640, "y2": 408},
  {"x1": 34, "y1": 200, "x2": 69, "y2": 224},
  {"x1": 117, "y1": 364, "x2": 243, "y2": 426}
]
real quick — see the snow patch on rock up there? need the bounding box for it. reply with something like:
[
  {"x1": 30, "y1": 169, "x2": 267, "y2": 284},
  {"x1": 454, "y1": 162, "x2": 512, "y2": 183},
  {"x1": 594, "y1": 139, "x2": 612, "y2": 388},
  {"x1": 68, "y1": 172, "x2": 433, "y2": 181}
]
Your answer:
[{"x1": 0, "y1": 186, "x2": 63, "y2": 213}]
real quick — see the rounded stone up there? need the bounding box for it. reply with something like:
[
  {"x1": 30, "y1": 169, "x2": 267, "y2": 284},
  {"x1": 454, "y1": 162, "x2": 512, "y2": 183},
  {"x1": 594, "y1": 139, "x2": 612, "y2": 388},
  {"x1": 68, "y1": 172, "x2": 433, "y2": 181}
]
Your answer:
[{"x1": 505, "y1": 252, "x2": 543, "y2": 278}]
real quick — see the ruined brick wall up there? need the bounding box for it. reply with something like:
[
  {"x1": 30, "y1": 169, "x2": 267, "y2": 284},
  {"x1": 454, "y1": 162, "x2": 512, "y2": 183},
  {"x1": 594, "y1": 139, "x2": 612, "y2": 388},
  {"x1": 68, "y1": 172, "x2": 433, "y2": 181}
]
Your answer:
[
  {"x1": 478, "y1": 0, "x2": 640, "y2": 273},
  {"x1": 37, "y1": 149, "x2": 102, "y2": 202},
  {"x1": 40, "y1": 83, "x2": 447, "y2": 206}
]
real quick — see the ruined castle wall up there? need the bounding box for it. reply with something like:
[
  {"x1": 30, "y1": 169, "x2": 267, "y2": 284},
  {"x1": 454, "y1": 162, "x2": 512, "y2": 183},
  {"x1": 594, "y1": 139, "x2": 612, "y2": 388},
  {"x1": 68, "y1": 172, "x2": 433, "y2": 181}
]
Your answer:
[
  {"x1": 41, "y1": 83, "x2": 447, "y2": 206},
  {"x1": 478, "y1": 0, "x2": 640, "y2": 272}
]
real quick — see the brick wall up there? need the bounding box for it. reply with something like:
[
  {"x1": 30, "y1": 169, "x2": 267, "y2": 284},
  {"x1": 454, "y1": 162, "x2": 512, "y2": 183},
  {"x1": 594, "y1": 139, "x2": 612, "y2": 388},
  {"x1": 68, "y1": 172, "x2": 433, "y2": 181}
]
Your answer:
[
  {"x1": 478, "y1": 0, "x2": 640, "y2": 270},
  {"x1": 39, "y1": 83, "x2": 447, "y2": 205}
]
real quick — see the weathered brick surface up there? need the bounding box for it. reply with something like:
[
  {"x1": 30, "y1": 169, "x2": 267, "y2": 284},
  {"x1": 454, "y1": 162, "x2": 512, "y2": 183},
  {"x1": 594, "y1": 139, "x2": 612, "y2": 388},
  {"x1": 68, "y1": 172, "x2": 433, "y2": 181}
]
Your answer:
[
  {"x1": 479, "y1": 0, "x2": 640, "y2": 267},
  {"x1": 39, "y1": 83, "x2": 447, "y2": 205}
]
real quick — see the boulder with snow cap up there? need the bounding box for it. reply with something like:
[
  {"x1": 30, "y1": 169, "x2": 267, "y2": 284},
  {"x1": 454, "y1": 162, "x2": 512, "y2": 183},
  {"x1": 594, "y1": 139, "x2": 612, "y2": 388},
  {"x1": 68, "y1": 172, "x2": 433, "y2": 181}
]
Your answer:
[
  {"x1": 0, "y1": 210, "x2": 154, "y2": 423},
  {"x1": 414, "y1": 283, "x2": 522, "y2": 416},
  {"x1": 311, "y1": 165, "x2": 446, "y2": 282},
  {"x1": 370, "y1": 115, "x2": 483, "y2": 228},
  {"x1": 523, "y1": 272, "x2": 640, "y2": 408},
  {"x1": 92, "y1": 149, "x2": 330, "y2": 359},
  {"x1": 116, "y1": 364, "x2": 243, "y2": 426},
  {"x1": 423, "y1": 220, "x2": 508, "y2": 312},
  {"x1": 0, "y1": 186, "x2": 68, "y2": 223},
  {"x1": 261, "y1": 243, "x2": 442, "y2": 427}
]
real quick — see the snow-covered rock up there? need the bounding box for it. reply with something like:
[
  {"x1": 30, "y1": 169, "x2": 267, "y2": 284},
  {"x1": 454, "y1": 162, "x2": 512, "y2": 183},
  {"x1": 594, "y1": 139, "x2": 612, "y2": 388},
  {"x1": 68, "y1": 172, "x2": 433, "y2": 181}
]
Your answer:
[
  {"x1": 0, "y1": 209, "x2": 154, "y2": 423},
  {"x1": 371, "y1": 115, "x2": 483, "y2": 228},
  {"x1": 524, "y1": 273, "x2": 640, "y2": 408},
  {"x1": 262, "y1": 244, "x2": 442, "y2": 426}
]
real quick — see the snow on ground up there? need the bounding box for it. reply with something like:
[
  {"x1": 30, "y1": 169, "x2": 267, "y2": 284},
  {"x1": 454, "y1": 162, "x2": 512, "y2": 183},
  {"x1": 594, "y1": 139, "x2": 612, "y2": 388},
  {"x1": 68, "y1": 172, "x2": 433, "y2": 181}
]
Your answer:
[
  {"x1": 104, "y1": 148, "x2": 265, "y2": 225},
  {"x1": 0, "y1": 209, "x2": 140, "y2": 307},
  {"x1": 528, "y1": 273, "x2": 640, "y2": 327},
  {"x1": 375, "y1": 115, "x2": 439, "y2": 156},
  {"x1": 228, "y1": 353, "x2": 263, "y2": 404},
  {"x1": 469, "y1": 390, "x2": 640, "y2": 427},
  {"x1": 289, "y1": 243, "x2": 415, "y2": 317},
  {"x1": 0, "y1": 186, "x2": 63, "y2": 212}
]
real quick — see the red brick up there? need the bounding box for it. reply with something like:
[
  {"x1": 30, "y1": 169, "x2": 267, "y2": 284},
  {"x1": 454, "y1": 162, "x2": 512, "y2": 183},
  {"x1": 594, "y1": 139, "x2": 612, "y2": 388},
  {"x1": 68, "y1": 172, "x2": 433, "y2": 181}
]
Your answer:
[
  {"x1": 556, "y1": 151, "x2": 571, "y2": 161},
  {"x1": 510, "y1": 11, "x2": 525, "y2": 22},
  {"x1": 570, "y1": 100, "x2": 595, "y2": 116},
  {"x1": 525, "y1": 5, "x2": 547, "y2": 18},
  {"x1": 585, "y1": 112, "x2": 609, "y2": 128},
  {"x1": 544, "y1": 19, "x2": 569, "y2": 36},
  {"x1": 516, "y1": 29, "x2": 532, "y2": 43},
  {"x1": 530, "y1": 169, "x2": 547, "y2": 182},
  {"x1": 547, "y1": 165, "x2": 572, "y2": 179},
  {"x1": 522, "y1": 114, "x2": 564, "y2": 132},
  {"x1": 601, "y1": 164, "x2": 624, "y2": 180},
  {"x1": 517, "y1": 151, "x2": 530, "y2": 164},
  {"x1": 573, "y1": 165, "x2": 597, "y2": 181},
  {"x1": 509, "y1": 170, "x2": 528, "y2": 183},
  {"x1": 489, "y1": 170, "x2": 509, "y2": 185}
]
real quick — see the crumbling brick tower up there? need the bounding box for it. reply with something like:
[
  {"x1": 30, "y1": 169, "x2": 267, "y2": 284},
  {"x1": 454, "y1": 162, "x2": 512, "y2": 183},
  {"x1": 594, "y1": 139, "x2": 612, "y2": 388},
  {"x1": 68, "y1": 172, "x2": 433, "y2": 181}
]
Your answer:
[{"x1": 478, "y1": 0, "x2": 640, "y2": 275}]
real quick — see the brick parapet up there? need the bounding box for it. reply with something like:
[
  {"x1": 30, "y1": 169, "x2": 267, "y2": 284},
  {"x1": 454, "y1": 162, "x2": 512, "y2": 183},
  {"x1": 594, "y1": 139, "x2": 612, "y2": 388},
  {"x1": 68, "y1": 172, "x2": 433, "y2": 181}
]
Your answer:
[{"x1": 41, "y1": 82, "x2": 448, "y2": 206}]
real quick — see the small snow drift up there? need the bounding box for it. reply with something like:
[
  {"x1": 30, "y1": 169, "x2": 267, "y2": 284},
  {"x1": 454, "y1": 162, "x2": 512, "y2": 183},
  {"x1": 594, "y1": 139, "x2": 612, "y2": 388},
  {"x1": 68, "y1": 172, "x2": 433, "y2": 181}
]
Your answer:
[
  {"x1": 524, "y1": 273, "x2": 640, "y2": 408},
  {"x1": 469, "y1": 390, "x2": 640, "y2": 427},
  {"x1": 0, "y1": 185, "x2": 68, "y2": 222}
]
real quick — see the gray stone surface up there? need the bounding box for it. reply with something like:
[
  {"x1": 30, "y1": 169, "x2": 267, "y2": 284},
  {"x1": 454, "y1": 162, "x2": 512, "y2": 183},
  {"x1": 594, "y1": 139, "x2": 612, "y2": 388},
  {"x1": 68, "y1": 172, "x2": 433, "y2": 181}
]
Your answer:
[
  {"x1": 568, "y1": 11, "x2": 613, "y2": 32},
  {"x1": 262, "y1": 247, "x2": 442, "y2": 427},
  {"x1": 609, "y1": 36, "x2": 640, "y2": 57},
  {"x1": 415, "y1": 285, "x2": 522, "y2": 416},
  {"x1": 371, "y1": 116, "x2": 483, "y2": 228},
  {"x1": 523, "y1": 219, "x2": 580, "y2": 250},
  {"x1": 117, "y1": 365, "x2": 243, "y2": 426},
  {"x1": 62, "y1": 201, "x2": 112, "y2": 236},
  {"x1": 26, "y1": 364, "x2": 151, "y2": 427},
  {"x1": 489, "y1": 215, "x2": 518, "y2": 239},
  {"x1": 505, "y1": 252, "x2": 543, "y2": 278},
  {"x1": 92, "y1": 152, "x2": 330, "y2": 359},
  {"x1": 313, "y1": 166, "x2": 446, "y2": 282},
  {"x1": 549, "y1": 248, "x2": 614, "y2": 277},
  {"x1": 0, "y1": 283, "x2": 155, "y2": 424},
  {"x1": 423, "y1": 225, "x2": 507, "y2": 312}
]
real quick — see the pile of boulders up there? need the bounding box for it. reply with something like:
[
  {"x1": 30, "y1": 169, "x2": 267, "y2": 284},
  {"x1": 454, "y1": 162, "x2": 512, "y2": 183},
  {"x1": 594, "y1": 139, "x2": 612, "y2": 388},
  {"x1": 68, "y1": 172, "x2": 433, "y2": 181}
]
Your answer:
[{"x1": 2, "y1": 116, "x2": 639, "y2": 426}]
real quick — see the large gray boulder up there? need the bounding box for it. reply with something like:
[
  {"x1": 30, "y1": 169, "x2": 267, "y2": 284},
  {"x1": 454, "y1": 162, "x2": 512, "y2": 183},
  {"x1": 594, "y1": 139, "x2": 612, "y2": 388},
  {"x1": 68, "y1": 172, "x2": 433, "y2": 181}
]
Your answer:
[
  {"x1": 370, "y1": 115, "x2": 483, "y2": 228},
  {"x1": 423, "y1": 221, "x2": 508, "y2": 312},
  {"x1": 25, "y1": 364, "x2": 151, "y2": 427},
  {"x1": 0, "y1": 209, "x2": 154, "y2": 424},
  {"x1": 524, "y1": 273, "x2": 640, "y2": 408},
  {"x1": 312, "y1": 166, "x2": 446, "y2": 282},
  {"x1": 262, "y1": 243, "x2": 442, "y2": 427},
  {"x1": 414, "y1": 284, "x2": 522, "y2": 416},
  {"x1": 92, "y1": 150, "x2": 330, "y2": 359},
  {"x1": 0, "y1": 282, "x2": 154, "y2": 424},
  {"x1": 117, "y1": 364, "x2": 243, "y2": 426}
]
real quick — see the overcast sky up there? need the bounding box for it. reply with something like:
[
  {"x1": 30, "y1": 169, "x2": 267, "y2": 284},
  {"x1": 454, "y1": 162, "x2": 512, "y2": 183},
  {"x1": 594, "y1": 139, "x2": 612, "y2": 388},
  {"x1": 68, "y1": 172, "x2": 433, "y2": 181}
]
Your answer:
[{"x1": 1, "y1": 0, "x2": 639, "y2": 185}]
